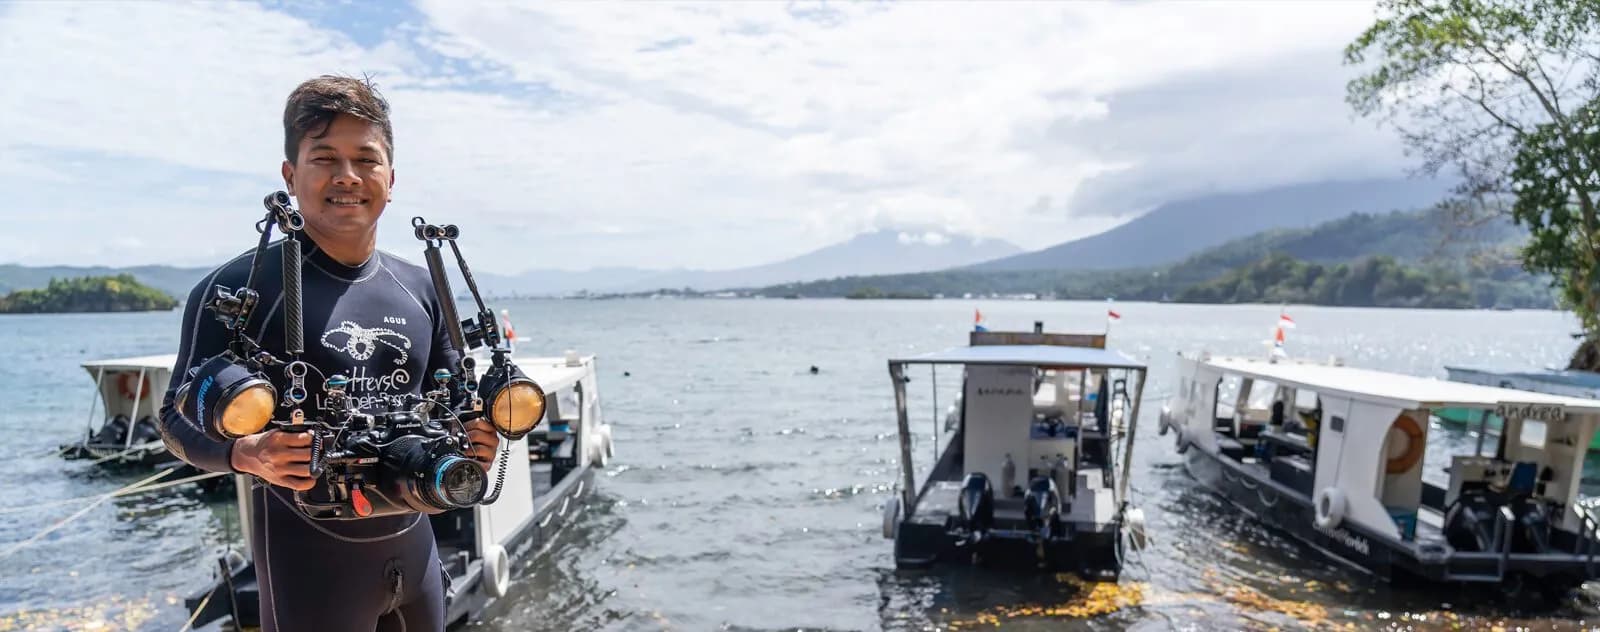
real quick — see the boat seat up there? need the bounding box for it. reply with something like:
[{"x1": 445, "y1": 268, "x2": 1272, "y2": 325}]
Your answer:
[{"x1": 1217, "y1": 437, "x2": 1250, "y2": 460}]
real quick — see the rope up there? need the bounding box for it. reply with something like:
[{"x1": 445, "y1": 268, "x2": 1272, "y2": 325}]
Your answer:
[
  {"x1": 81, "y1": 440, "x2": 165, "y2": 466},
  {"x1": 0, "y1": 471, "x2": 228, "y2": 515},
  {"x1": 0, "y1": 468, "x2": 177, "y2": 560},
  {"x1": 177, "y1": 585, "x2": 215, "y2": 632},
  {"x1": 1128, "y1": 532, "x2": 1153, "y2": 579}
]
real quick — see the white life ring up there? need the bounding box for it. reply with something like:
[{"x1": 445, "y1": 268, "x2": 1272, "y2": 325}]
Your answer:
[
  {"x1": 482, "y1": 544, "x2": 512, "y2": 598},
  {"x1": 1124, "y1": 507, "x2": 1149, "y2": 551},
  {"x1": 882, "y1": 496, "x2": 902, "y2": 539},
  {"x1": 592, "y1": 425, "x2": 614, "y2": 467},
  {"x1": 1314, "y1": 488, "x2": 1347, "y2": 530}
]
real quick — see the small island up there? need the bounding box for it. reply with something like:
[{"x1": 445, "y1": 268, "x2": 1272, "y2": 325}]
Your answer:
[{"x1": 0, "y1": 274, "x2": 178, "y2": 314}]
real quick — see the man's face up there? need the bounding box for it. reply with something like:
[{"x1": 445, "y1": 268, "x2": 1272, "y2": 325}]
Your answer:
[{"x1": 281, "y1": 113, "x2": 394, "y2": 243}]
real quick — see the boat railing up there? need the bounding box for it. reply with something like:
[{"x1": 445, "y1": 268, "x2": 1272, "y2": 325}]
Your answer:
[{"x1": 1576, "y1": 498, "x2": 1600, "y2": 575}]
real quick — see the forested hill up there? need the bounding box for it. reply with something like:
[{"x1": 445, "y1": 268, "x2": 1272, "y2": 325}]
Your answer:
[
  {"x1": 0, "y1": 274, "x2": 179, "y2": 314},
  {"x1": 744, "y1": 208, "x2": 1552, "y2": 309}
]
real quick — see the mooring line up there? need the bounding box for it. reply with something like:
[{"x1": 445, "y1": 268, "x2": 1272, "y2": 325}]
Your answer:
[{"x1": 0, "y1": 467, "x2": 178, "y2": 559}]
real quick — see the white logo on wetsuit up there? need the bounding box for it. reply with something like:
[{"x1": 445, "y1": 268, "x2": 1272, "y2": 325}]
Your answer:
[{"x1": 320, "y1": 320, "x2": 412, "y2": 365}]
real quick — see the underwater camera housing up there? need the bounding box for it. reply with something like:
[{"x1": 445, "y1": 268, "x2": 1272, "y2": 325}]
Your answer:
[
  {"x1": 292, "y1": 372, "x2": 501, "y2": 520},
  {"x1": 174, "y1": 191, "x2": 546, "y2": 520}
]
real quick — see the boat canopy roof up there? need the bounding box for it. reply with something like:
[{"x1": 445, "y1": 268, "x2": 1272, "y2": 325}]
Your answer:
[
  {"x1": 1207, "y1": 356, "x2": 1600, "y2": 415},
  {"x1": 505, "y1": 354, "x2": 592, "y2": 393},
  {"x1": 81, "y1": 354, "x2": 178, "y2": 371},
  {"x1": 1447, "y1": 365, "x2": 1600, "y2": 391},
  {"x1": 892, "y1": 345, "x2": 1145, "y2": 371}
]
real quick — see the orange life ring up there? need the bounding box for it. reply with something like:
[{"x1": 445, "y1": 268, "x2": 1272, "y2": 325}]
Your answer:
[
  {"x1": 1386, "y1": 414, "x2": 1425, "y2": 474},
  {"x1": 117, "y1": 373, "x2": 152, "y2": 401}
]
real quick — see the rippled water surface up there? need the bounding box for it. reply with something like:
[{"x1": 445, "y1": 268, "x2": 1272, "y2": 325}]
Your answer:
[{"x1": 2, "y1": 300, "x2": 1597, "y2": 630}]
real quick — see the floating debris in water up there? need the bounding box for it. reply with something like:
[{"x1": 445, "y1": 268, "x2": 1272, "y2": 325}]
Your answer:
[
  {"x1": 947, "y1": 575, "x2": 1147, "y2": 628},
  {"x1": 0, "y1": 594, "x2": 159, "y2": 631}
]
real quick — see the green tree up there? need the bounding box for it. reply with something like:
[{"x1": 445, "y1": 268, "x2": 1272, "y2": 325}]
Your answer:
[
  {"x1": 1346, "y1": 0, "x2": 1600, "y2": 364},
  {"x1": 0, "y1": 274, "x2": 178, "y2": 314}
]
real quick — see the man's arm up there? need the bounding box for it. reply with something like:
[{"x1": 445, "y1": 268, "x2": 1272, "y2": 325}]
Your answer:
[{"x1": 157, "y1": 272, "x2": 238, "y2": 473}]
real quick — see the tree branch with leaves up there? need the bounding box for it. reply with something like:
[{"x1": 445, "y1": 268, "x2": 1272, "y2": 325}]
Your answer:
[{"x1": 1346, "y1": 0, "x2": 1600, "y2": 366}]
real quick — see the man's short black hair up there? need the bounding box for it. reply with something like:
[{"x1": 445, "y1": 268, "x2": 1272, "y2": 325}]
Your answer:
[{"x1": 283, "y1": 75, "x2": 394, "y2": 164}]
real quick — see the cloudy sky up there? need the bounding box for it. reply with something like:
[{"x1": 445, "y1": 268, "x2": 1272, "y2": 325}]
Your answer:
[{"x1": 0, "y1": 1, "x2": 1410, "y2": 274}]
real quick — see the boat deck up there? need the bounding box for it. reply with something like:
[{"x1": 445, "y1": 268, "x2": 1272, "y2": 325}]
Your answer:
[{"x1": 437, "y1": 461, "x2": 558, "y2": 577}]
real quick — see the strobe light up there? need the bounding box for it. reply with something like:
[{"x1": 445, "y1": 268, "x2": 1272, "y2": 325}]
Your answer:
[
  {"x1": 175, "y1": 355, "x2": 277, "y2": 441},
  {"x1": 478, "y1": 362, "x2": 545, "y2": 440}
]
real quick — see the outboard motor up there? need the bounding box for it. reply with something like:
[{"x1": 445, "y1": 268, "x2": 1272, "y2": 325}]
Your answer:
[
  {"x1": 91, "y1": 414, "x2": 132, "y2": 445},
  {"x1": 958, "y1": 472, "x2": 995, "y2": 543},
  {"x1": 1443, "y1": 491, "x2": 1496, "y2": 552},
  {"x1": 1512, "y1": 499, "x2": 1554, "y2": 554},
  {"x1": 1022, "y1": 475, "x2": 1061, "y2": 541}
]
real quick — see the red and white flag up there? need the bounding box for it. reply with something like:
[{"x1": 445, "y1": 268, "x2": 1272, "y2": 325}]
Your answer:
[
  {"x1": 1107, "y1": 309, "x2": 1121, "y2": 322},
  {"x1": 1278, "y1": 312, "x2": 1296, "y2": 329},
  {"x1": 500, "y1": 309, "x2": 517, "y2": 351}
]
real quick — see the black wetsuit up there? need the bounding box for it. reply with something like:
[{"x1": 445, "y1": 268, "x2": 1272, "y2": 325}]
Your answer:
[{"x1": 158, "y1": 236, "x2": 458, "y2": 631}]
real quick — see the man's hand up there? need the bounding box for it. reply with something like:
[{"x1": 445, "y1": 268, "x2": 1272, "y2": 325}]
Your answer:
[
  {"x1": 231, "y1": 430, "x2": 317, "y2": 491},
  {"x1": 464, "y1": 419, "x2": 501, "y2": 468}
]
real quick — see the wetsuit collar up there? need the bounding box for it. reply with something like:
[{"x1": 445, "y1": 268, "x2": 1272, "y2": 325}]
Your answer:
[{"x1": 299, "y1": 234, "x2": 380, "y2": 283}]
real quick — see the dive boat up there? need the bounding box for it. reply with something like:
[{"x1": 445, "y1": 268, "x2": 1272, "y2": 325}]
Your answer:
[
  {"x1": 1160, "y1": 353, "x2": 1600, "y2": 599},
  {"x1": 1440, "y1": 365, "x2": 1600, "y2": 451},
  {"x1": 183, "y1": 351, "x2": 617, "y2": 629},
  {"x1": 62, "y1": 354, "x2": 179, "y2": 466},
  {"x1": 882, "y1": 324, "x2": 1150, "y2": 577}
]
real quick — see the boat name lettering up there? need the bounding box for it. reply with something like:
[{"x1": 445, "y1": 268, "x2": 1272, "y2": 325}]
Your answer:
[
  {"x1": 1314, "y1": 523, "x2": 1371, "y2": 556},
  {"x1": 1495, "y1": 403, "x2": 1565, "y2": 422},
  {"x1": 976, "y1": 387, "x2": 1026, "y2": 397}
]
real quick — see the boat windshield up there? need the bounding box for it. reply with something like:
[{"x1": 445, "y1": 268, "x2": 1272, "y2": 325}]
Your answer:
[{"x1": 1245, "y1": 380, "x2": 1279, "y2": 412}]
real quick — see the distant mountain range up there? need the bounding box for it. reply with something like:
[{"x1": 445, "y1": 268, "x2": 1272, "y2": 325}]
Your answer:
[
  {"x1": 598, "y1": 230, "x2": 1021, "y2": 294},
  {"x1": 750, "y1": 205, "x2": 1549, "y2": 309},
  {"x1": 969, "y1": 178, "x2": 1453, "y2": 271},
  {"x1": 0, "y1": 177, "x2": 1456, "y2": 299}
]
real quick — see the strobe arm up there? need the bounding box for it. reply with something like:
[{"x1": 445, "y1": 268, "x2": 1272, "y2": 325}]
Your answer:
[
  {"x1": 266, "y1": 193, "x2": 307, "y2": 358},
  {"x1": 411, "y1": 218, "x2": 501, "y2": 353},
  {"x1": 209, "y1": 193, "x2": 304, "y2": 350},
  {"x1": 418, "y1": 228, "x2": 469, "y2": 355},
  {"x1": 413, "y1": 217, "x2": 488, "y2": 401},
  {"x1": 447, "y1": 238, "x2": 500, "y2": 348}
]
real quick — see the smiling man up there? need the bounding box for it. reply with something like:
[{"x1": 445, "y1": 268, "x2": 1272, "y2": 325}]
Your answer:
[{"x1": 157, "y1": 75, "x2": 499, "y2": 632}]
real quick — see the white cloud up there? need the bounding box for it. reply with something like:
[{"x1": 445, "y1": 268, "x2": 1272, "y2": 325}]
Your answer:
[
  {"x1": 897, "y1": 232, "x2": 951, "y2": 247},
  {"x1": 0, "y1": 0, "x2": 1403, "y2": 273}
]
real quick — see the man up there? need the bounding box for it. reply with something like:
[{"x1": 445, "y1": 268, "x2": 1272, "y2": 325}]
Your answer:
[{"x1": 158, "y1": 75, "x2": 500, "y2": 631}]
